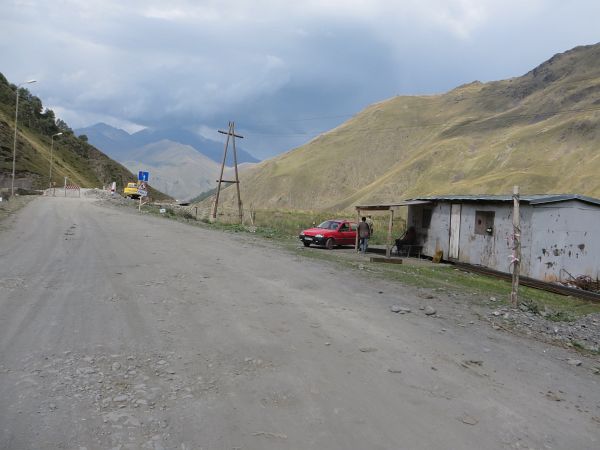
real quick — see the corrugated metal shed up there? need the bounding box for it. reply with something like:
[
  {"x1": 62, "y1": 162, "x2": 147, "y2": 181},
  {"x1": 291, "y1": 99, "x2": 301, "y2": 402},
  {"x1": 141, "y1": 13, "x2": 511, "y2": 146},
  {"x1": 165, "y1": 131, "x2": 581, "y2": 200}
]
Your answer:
[
  {"x1": 404, "y1": 193, "x2": 600, "y2": 283},
  {"x1": 408, "y1": 194, "x2": 600, "y2": 206}
]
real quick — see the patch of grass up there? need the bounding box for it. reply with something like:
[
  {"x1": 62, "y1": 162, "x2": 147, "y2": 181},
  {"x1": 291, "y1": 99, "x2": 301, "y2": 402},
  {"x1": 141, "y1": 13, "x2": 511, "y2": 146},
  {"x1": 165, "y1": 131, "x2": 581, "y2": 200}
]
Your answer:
[
  {"x1": 543, "y1": 309, "x2": 577, "y2": 322},
  {"x1": 206, "y1": 221, "x2": 289, "y2": 240},
  {"x1": 521, "y1": 299, "x2": 541, "y2": 314},
  {"x1": 368, "y1": 264, "x2": 511, "y2": 301},
  {"x1": 524, "y1": 288, "x2": 600, "y2": 320},
  {"x1": 570, "y1": 340, "x2": 600, "y2": 356},
  {"x1": 0, "y1": 194, "x2": 36, "y2": 226},
  {"x1": 571, "y1": 340, "x2": 586, "y2": 350},
  {"x1": 289, "y1": 245, "x2": 600, "y2": 319}
]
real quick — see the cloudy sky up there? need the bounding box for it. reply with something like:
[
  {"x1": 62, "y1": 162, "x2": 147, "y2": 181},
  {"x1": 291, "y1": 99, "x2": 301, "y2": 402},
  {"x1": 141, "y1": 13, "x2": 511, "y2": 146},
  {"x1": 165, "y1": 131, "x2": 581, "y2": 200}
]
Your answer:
[{"x1": 2, "y1": 0, "x2": 600, "y2": 159}]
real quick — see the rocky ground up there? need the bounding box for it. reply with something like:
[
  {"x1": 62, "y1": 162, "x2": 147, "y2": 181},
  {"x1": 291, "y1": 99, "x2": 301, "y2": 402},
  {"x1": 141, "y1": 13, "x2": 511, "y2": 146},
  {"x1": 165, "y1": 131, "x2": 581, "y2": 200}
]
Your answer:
[
  {"x1": 487, "y1": 304, "x2": 600, "y2": 354},
  {"x1": 84, "y1": 188, "x2": 131, "y2": 205}
]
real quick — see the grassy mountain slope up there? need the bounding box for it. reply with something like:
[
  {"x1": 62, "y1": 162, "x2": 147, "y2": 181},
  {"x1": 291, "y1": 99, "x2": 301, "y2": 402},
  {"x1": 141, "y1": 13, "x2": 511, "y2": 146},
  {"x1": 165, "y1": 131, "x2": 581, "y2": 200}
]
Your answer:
[
  {"x1": 208, "y1": 43, "x2": 600, "y2": 212},
  {"x1": 0, "y1": 73, "x2": 169, "y2": 199}
]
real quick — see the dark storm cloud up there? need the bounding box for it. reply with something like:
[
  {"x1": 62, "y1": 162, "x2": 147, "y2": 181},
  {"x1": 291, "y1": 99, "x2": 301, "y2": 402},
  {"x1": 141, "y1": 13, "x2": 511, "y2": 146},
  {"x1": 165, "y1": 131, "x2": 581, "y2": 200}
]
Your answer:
[{"x1": 1, "y1": 1, "x2": 600, "y2": 159}]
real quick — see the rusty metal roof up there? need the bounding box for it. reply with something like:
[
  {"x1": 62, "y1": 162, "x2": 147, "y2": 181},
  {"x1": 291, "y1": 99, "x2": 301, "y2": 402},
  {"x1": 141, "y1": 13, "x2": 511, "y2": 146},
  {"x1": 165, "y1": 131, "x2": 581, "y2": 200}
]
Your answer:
[
  {"x1": 407, "y1": 194, "x2": 600, "y2": 207},
  {"x1": 355, "y1": 200, "x2": 432, "y2": 210}
]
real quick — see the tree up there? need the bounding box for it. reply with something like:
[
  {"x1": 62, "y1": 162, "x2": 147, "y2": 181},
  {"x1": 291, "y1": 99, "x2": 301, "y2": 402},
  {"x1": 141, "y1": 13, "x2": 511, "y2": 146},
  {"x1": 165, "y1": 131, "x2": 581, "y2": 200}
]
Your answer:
[
  {"x1": 56, "y1": 118, "x2": 73, "y2": 134},
  {"x1": 36, "y1": 108, "x2": 58, "y2": 135}
]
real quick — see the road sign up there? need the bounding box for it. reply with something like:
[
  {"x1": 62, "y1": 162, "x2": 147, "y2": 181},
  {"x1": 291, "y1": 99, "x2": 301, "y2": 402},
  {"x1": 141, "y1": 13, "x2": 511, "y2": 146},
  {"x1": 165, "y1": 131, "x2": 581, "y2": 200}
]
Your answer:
[
  {"x1": 137, "y1": 189, "x2": 148, "y2": 197},
  {"x1": 138, "y1": 171, "x2": 149, "y2": 182}
]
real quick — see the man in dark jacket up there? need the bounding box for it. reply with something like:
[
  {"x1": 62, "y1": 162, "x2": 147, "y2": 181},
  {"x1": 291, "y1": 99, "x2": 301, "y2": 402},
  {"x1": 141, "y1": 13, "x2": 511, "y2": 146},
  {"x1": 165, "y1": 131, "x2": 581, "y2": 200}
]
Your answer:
[{"x1": 358, "y1": 217, "x2": 371, "y2": 254}]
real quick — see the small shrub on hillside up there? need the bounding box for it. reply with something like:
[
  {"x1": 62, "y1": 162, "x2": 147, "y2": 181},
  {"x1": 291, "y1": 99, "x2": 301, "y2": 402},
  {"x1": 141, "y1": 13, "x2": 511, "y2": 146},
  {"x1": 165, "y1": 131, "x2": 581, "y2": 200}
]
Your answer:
[
  {"x1": 521, "y1": 299, "x2": 541, "y2": 315},
  {"x1": 544, "y1": 309, "x2": 576, "y2": 322}
]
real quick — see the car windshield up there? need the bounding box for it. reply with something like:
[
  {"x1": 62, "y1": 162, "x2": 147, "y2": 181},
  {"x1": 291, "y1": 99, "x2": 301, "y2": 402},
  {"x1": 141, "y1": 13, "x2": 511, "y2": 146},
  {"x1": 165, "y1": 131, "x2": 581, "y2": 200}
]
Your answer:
[{"x1": 317, "y1": 220, "x2": 340, "y2": 230}]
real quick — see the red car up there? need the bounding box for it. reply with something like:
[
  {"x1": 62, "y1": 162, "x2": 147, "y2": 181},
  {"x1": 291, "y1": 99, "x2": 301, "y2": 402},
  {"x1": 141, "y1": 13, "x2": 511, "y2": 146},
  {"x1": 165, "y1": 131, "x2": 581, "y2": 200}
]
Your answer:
[{"x1": 299, "y1": 219, "x2": 357, "y2": 249}]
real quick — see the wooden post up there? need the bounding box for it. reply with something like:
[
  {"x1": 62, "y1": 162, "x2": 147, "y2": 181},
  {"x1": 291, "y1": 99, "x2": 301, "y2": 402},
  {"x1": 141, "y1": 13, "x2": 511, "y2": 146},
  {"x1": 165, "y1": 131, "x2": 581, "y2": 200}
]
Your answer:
[
  {"x1": 511, "y1": 185, "x2": 521, "y2": 306},
  {"x1": 386, "y1": 209, "x2": 394, "y2": 258},
  {"x1": 249, "y1": 204, "x2": 255, "y2": 226}
]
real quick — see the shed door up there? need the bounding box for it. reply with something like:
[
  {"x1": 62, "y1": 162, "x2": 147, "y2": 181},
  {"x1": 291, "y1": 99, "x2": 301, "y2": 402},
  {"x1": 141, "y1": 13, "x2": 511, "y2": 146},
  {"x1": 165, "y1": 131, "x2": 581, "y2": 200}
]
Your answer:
[{"x1": 449, "y1": 204, "x2": 461, "y2": 260}]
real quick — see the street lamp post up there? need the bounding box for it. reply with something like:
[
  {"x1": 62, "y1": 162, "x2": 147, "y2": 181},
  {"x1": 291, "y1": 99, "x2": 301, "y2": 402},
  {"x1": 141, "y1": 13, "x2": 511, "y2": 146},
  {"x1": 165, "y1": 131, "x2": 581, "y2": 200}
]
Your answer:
[
  {"x1": 11, "y1": 79, "x2": 37, "y2": 197},
  {"x1": 49, "y1": 132, "x2": 63, "y2": 188}
]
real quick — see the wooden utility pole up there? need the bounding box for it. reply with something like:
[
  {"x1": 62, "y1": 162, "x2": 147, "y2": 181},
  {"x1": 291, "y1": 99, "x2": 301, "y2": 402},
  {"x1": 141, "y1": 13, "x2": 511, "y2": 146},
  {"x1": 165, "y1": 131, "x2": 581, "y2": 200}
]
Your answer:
[
  {"x1": 386, "y1": 210, "x2": 394, "y2": 258},
  {"x1": 510, "y1": 185, "x2": 521, "y2": 306},
  {"x1": 212, "y1": 122, "x2": 244, "y2": 223}
]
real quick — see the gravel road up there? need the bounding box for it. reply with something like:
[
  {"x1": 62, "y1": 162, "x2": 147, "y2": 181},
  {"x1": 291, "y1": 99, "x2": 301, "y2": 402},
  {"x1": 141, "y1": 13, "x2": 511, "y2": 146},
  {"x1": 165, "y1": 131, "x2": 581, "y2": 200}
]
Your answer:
[{"x1": 1, "y1": 193, "x2": 599, "y2": 449}]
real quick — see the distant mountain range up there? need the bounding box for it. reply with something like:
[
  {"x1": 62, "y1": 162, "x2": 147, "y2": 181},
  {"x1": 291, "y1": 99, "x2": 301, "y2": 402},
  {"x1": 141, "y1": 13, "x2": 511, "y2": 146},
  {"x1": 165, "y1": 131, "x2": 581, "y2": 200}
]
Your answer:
[
  {"x1": 205, "y1": 42, "x2": 600, "y2": 212},
  {"x1": 121, "y1": 140, "x2": 221, "y2": 201},
  {"x1": 77, "y1": 123, "x2": 258, "y2": 200}
]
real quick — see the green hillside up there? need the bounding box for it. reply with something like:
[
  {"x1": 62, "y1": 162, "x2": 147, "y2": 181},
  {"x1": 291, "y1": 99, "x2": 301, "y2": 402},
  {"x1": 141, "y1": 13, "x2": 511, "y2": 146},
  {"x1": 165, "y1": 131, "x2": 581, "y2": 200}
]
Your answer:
[
  {"x1": 208, "y1": 43, "x2": 600, "y2": 213},
  {"x1": 0, "y1": 72, "x2": 169, "y2": 199}
]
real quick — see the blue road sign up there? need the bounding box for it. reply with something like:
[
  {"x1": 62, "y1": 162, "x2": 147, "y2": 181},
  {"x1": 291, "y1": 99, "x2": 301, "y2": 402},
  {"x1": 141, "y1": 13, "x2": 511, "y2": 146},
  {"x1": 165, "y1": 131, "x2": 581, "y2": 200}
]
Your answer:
[{"x1": 138, "y1": 171, "x2": 149, "y2": 182}]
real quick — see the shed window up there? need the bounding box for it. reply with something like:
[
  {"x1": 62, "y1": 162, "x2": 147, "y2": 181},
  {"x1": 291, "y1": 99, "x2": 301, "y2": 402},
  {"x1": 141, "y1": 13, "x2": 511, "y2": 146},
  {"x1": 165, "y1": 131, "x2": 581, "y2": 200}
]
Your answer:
[
  {"x1": 421, "y1": 209, "x2": 432, "y2": 229},
  {"x1": 474, "y1": 210, "x2": 495, "y2": 235}
]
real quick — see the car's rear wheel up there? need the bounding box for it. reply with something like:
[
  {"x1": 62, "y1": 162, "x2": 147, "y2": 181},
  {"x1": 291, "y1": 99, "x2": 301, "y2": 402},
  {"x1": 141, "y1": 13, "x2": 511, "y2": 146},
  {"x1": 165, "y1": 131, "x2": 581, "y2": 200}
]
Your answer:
[
  {"x1": 325, "y1": 238, "x2": 334, "y2": 250},
  {"x1": 303, "y1": 242, "x2": 310, "y2": 247}
]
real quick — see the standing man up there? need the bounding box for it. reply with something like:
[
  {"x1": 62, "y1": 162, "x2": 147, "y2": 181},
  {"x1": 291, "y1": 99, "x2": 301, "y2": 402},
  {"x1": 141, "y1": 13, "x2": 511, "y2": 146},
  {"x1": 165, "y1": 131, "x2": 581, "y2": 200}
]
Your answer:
[{"x1": 358, "y1": 216, "x2": 371, "y2": 254}]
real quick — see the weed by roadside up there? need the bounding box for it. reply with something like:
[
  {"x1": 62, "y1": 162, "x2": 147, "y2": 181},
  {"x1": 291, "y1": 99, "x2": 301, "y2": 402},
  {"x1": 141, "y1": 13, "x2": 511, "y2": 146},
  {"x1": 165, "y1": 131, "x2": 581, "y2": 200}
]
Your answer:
[{"x1": 0, "y1": 194, "x2": 36, "y2": 226}]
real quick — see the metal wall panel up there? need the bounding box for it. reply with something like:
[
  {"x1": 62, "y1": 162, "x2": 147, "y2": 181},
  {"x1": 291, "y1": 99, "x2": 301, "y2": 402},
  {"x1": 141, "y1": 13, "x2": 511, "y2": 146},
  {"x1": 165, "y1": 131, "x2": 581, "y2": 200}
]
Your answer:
[
  {"x1": 529, "y1": 201, "x2": 600, "y2": 281},
  {"x1": 449, "y1": 204, "x2": 461, "y2": 260},
  {"x1": 409, "y1": 203, "x2": 451, "y2": 259}
]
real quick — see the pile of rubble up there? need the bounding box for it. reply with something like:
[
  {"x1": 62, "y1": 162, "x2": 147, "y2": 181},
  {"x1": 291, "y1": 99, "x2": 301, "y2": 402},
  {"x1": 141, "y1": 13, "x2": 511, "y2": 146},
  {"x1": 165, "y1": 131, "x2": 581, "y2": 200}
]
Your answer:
[
  {"x1": 488, "y1": 304, "x2": 600, "y2": 353},
  {"x1": 85, "y1": 188, "x2": 131, "y2": 206},
  {"x1": 558, "y1": 275, "x2": 600, "y2": 294}
]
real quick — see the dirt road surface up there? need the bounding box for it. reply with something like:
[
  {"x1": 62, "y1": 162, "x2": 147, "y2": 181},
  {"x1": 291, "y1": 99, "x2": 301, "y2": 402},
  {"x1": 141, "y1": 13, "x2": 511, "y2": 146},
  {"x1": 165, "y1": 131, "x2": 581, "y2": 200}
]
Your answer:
[{"x1": 1, "y1": 193, "x2": 599, "y2": 449}]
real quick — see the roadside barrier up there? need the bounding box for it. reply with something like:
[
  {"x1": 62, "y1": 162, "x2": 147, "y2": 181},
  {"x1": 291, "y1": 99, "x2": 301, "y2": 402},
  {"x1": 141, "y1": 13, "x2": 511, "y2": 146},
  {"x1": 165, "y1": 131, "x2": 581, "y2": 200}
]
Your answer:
[{"x1": 64, "y1": 184, "x2": 81, "y2": 197}]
